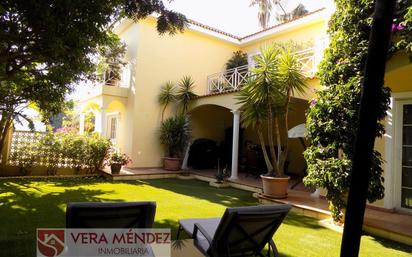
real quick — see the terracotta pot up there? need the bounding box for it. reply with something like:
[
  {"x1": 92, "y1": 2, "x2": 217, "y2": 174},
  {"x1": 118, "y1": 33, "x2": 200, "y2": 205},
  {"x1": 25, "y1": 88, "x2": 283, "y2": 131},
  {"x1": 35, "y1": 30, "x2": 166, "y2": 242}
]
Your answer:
[
  {"x1": 261, "y1": 175, "x2": 290, "y2": 199},
  {"x1": 163, "y1": 157, "x2": 181, "y2": 171},
  {"x1": 110, "y1": 163, "x2": 122, "y2": 174}
]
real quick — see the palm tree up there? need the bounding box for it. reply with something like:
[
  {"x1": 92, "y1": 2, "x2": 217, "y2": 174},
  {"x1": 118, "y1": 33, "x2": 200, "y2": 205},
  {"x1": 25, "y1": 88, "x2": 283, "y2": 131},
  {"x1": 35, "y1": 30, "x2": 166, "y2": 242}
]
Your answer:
[
  {"x1": 176, "y1": 76, "x2": 198, "y2": 115},
  {"x1": 250, "y1": 0, "x2": 272, "y2": 29},
  {"x1": 250, "y1": 0, "x2": 287, "y2": 29},
  {"x1": 158, "y1": 81, "x2": 176, "y2": 121},
  {"x1": 277, "y1": 3, "x2": 309, "y2": 22},
  {"x1": 237, "y1": 43, "x2": 307, "y2": 177}
]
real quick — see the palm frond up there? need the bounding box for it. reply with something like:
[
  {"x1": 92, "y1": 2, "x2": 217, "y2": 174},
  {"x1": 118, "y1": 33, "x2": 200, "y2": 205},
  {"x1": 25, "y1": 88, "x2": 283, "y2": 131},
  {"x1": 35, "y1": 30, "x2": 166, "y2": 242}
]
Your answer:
[
  {"x1": 176, "y1": 76, "x2": 198, "y2": 114},
  {"x1": 158, "y1": 81, "x2": 176, "y2": 106}
]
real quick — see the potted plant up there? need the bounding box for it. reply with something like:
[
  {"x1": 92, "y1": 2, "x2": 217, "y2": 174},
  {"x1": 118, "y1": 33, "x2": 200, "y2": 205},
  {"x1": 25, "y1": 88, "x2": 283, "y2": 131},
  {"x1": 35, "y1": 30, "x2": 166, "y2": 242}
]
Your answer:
[
  {"x1": 237, "y1": 43, "x2": 307, "y2": 198},
  {"x1": 158, "y1": 76, "x2": 197, "y2": 171},
  {"x1": 108, "y1": 152, "x2": 131, "y2": 174},
  {"x1": 159, "y1": 115, "x2": 191, "y2": 171}
]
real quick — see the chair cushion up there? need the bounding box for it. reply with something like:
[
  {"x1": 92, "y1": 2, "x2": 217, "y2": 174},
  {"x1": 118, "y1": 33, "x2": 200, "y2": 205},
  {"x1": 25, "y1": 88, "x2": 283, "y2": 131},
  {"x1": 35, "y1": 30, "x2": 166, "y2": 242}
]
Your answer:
[{"x1": 179, "y1": 218, "x2": 221, "y2": 239}]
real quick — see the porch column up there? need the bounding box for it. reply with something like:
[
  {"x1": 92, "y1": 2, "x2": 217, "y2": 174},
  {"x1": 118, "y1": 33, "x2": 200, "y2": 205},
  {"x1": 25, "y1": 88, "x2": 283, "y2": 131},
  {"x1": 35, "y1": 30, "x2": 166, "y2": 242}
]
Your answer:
[
  {"x1": 100, "y1": 108, "x2": 107, "y2": 137},
  {"x1": 95, "y1": 108, "x2": 106, "y2": 137},
  {"x1": 230, "y1": 109, "x2": 240, "y2": 180},
  {"x1": 79, "y1": 113, "x2": 85, "y2": 134}
]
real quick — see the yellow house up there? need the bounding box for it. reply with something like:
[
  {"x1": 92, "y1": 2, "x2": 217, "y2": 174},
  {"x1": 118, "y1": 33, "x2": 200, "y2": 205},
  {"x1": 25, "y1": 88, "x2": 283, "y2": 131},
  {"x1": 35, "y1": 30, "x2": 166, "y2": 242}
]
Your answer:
[{"x1": 78, "y1": 8, "x2": 412, "y2": 213}]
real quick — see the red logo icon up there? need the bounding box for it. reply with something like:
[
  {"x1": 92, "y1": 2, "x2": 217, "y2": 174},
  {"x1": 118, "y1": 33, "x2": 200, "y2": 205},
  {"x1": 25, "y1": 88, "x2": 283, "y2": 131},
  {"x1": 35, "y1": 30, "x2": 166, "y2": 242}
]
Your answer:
[{"x1": 37, "y1": 229, "x2": 65, "y2": 257}]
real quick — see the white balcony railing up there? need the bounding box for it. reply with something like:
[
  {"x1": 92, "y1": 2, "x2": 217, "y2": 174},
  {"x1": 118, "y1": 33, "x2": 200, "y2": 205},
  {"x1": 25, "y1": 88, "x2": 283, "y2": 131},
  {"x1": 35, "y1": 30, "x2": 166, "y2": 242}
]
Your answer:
[
  {"x1": 295, "y1": 47, "x2": 316, "y2": 78},
  {"x1": 206, "y1": 48, "x2": 317, "y2": 94},
  {"x1": 207, "y1": 64, "x2": 250, "y2": 94}
]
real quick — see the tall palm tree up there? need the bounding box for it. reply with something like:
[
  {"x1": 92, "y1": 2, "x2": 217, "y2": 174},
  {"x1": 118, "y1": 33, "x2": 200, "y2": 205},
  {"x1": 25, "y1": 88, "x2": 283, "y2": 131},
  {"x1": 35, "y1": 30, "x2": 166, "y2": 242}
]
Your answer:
[
  {"x1": 158, "y1": 81, "x2": 176, "y2": 121},
  {"x1": 237, "y1": 43, "x2": 307, "y2": 177},
  {"x1": 176, "y1": 76, "x2": 198, "y2": 115},
  {"x1": 250, "y1": 0, "x2": 272, "y2": 29},
  {"x1": 250, "y1": 0, "x2": 287, "y2": 29}
]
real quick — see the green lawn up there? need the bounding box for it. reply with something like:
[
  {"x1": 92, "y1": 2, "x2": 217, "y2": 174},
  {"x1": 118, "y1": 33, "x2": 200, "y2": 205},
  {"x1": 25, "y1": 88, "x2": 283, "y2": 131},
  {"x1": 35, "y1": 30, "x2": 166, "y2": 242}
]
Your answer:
[{"x1": 0, "y1": 177, "x2": 411, "y2": 257}]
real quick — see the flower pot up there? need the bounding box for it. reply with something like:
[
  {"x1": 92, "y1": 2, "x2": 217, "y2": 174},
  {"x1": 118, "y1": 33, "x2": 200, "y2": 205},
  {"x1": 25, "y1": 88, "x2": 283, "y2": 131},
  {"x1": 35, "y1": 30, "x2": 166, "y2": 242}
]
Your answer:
[
  {"x1": 110, "y1": 163, "x2": 122, "y2": 174},
  {"x1": 260, "y1": 175, "x2": 290, "y2": 199},
  {"x1": 163, "y1": 157, "x2": 181, "y2": 171}
]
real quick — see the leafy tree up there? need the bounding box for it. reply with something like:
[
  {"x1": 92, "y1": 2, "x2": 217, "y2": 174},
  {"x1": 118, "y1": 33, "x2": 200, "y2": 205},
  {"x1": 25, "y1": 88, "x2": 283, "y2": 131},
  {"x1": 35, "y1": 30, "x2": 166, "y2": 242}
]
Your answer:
[
  {"x1": 304, "y1": 0, "x2": 412, "y2": 222},
  {"x1": 238, "y1": 44, "x2": 307, "y2": 177},
  {"x1": 0, "y1": 0, "x2": 187, "y2": 154}
]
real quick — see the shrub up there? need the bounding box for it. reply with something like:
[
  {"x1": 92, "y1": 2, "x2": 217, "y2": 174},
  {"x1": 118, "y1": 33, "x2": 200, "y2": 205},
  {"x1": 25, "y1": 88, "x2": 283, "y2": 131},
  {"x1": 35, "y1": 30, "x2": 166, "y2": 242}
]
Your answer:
[
  {"x1": 225, "y1": 51, "x2": 248, "y2": 71},
  {"x1": 9, "y1": 131, "x2": 111, "y2": 174}
]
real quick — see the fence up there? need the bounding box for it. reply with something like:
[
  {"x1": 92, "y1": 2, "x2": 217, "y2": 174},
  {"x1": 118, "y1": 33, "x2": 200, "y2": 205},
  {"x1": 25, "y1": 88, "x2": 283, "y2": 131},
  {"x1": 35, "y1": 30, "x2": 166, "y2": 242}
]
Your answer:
[{"x1": 8, "y1": 131, "x2": 77, "y2": 169}]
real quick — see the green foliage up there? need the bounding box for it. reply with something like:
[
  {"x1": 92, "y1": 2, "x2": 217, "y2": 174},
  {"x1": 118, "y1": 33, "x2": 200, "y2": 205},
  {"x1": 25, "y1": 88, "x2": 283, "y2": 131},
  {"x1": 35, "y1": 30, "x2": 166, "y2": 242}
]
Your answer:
[
  {"x1": 390, "y1": 0, "x2": 412, "y2": 60},
  {"x1": 304, "y1": 0, "x2": 411, "y2": 222},
  {"x1": 225, "y1": 51, "x2": 248, "y2": 70},
  {"x1": 159, "y1": 115, "x2": 191, "y2": 158},
  {"x1": 0, "y1": 0, "x2": 187, "y2": 154},
  {"x1": 238, "y1": 43, "x2": 307, "y2": 177},
  {"x1": 96, "y1": 38, "x2": 127, "y2": 85},
  {"x1": 108, "y1": 152, "x2": 132, "y2": 166},
  {"x1": 176, "y1": 76, "x2": 198, "y2": 115},
  {"x1": 158, "y1": 81, "x2": 176, "y2": 121},
  {"x1": 9, "y1": 131, "x2": 111, "y2": 174},
  {"x1": 83, "y1": 112, "x2": 96, "y2": 133}
]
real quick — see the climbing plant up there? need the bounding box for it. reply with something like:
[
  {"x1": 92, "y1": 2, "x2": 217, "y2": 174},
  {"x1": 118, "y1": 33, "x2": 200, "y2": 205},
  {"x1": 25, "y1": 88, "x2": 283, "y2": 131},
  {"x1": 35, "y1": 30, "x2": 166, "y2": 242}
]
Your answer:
[{"x1": 304, "y1": 0, "x2": 412, "y2": 222}]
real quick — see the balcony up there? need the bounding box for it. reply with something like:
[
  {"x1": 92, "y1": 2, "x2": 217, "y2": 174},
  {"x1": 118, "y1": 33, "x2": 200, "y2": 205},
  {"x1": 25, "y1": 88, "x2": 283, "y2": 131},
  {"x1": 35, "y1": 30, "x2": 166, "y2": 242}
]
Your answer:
[
  {"x1": 206, "y1": 48, "x2": 318, "y2": 95},
  {"x1": 82, "y1": 63, "x2": 131, "y2": 100}
]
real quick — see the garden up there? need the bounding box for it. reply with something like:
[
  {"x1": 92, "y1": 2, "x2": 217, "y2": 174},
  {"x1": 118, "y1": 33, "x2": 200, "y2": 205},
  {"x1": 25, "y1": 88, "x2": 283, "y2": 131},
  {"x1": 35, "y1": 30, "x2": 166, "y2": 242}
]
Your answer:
[{"x1": 0, "y1": 177, "x2": 411, "y2": 257}]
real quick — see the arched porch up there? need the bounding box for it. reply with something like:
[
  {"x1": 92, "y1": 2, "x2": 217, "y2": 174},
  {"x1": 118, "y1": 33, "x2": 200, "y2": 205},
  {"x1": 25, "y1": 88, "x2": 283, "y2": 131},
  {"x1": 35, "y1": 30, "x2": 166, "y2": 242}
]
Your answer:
[{"x1": 187, "y1": 95, "x2": 310, "y2": 184}]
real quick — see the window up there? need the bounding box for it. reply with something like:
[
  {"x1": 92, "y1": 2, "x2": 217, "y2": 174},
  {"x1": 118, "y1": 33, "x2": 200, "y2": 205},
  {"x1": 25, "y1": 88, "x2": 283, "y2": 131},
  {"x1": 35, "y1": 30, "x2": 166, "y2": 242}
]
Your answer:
[
  {"x1": 401, "y1": 104, "x2": 412, "y2": 209},
  {"x1": 106, "y1": 113, "x2": 119, "y2": 145},
  {"x1": 110, "y1": 117, "x2": 117, "y2": 140}
]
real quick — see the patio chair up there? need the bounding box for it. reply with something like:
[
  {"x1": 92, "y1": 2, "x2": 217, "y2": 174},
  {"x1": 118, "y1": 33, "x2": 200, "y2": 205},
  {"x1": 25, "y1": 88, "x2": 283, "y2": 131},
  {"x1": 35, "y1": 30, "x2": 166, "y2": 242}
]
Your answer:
[
  {"x1": 66, "y1": 201, "x2": 156, "y2": 228},
  {"x1": 177, "y1": 204, "x2": 291, "y2": 257}
]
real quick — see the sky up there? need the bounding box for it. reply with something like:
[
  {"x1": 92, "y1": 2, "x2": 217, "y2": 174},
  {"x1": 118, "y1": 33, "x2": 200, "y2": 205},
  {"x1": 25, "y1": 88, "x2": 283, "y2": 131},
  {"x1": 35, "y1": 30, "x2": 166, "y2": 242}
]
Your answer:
[{"x1": 164, "y1": 0, "x2": 332, "y2": 37}]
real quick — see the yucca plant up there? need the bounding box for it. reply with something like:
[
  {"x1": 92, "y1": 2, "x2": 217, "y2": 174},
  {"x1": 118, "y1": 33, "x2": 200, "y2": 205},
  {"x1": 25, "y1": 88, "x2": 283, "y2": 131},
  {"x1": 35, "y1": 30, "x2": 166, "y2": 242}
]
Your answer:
[
  {"x1": 237, "y1": 43, "x2": 307, "y2": 177},
  {"x1": 176, "y1": 76, "x2": 198, "y2": 115},
  {"x1": 159, "y1": 115, "x2": 191, "y2": 158},
  {"x1": 158, "y1": 81, "x2": 176, "y2": 121}
]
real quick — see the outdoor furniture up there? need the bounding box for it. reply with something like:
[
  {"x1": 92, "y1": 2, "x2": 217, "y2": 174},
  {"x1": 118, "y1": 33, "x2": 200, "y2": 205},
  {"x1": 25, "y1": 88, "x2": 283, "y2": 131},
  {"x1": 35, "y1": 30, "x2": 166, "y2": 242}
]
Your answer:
[
  {"x1": 177, "y1": 204, "x2": 291, "y2": 257},
  {"x1": 66, "y1": 201, "x2": 156, "y2": 228}
]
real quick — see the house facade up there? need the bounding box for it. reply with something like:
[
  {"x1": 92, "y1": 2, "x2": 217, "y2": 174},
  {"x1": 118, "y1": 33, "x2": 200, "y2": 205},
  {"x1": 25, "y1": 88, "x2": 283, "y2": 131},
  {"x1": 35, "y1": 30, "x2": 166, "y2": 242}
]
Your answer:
[{"x1": 78, "y1": 8, "x2": 412, "y2": 213}]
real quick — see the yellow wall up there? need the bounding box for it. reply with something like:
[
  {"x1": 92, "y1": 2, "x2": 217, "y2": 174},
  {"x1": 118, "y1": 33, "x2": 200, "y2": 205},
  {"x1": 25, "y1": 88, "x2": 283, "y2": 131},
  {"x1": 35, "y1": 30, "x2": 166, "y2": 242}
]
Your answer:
[
  {"x1": 124, "y1": 18, "x2": 239, "y2": 167},
  {"x1": 371, "y1": 55, "x2": 412, "y2": 208},
  {"x1": 240, "y1": 21, "x2": 325, "y2": 53},
  {"x1": 190, "y1": 105, "x2": 233, "y2": 143}
]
